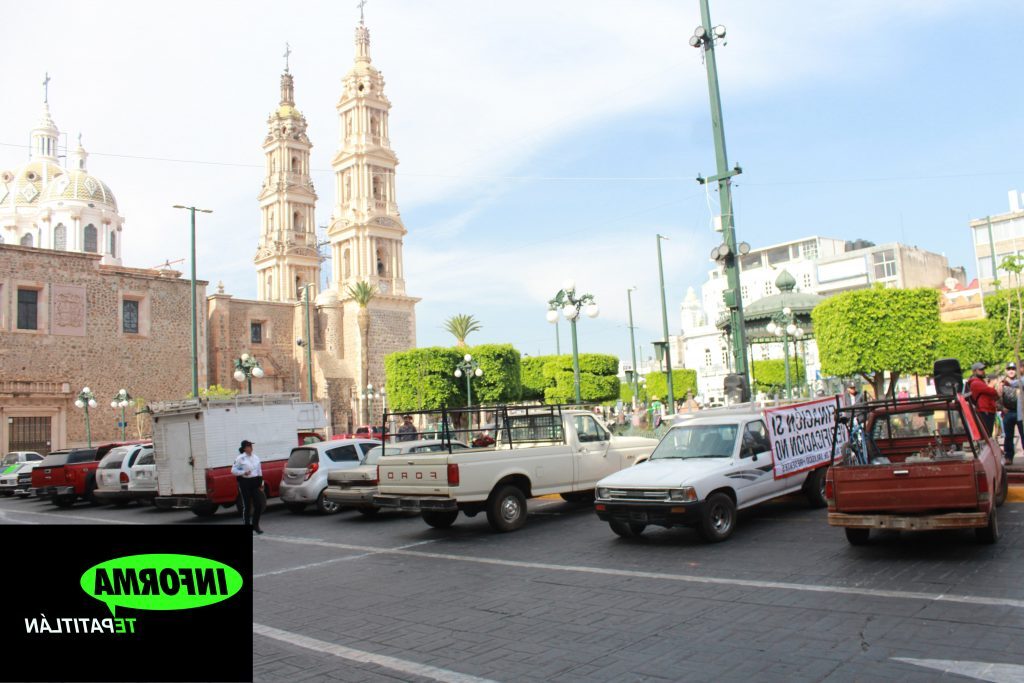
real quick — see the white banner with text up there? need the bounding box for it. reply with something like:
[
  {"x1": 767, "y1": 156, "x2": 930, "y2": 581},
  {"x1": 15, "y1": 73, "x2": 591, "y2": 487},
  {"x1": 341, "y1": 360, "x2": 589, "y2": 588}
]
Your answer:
[{"x1": 765, "y1": 397, "x2": 844, "y2": 479}]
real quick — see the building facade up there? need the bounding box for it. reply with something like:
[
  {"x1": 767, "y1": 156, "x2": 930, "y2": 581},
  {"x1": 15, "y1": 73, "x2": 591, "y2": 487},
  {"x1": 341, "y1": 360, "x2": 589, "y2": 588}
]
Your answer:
[{"x1": 969, "y1": 189, "x2": 1024, "y2": 292}]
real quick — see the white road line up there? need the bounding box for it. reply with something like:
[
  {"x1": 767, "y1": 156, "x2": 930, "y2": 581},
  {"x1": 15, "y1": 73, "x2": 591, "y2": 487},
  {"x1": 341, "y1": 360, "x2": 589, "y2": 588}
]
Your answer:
[
  {"x1": 0, "y1": 507, "x2": 142, "y2": 525},
  {"x1": 253, "y1": 622, "x2": 496, "y2": 683},
  {"x1": 893, "y1": 658, "x2": 1024, "y2": 683},
  {"x1": 254, "y1": 539, "x2": 437, "y2": 578},
  {"x1": 0, "y1": 510, "x2": 39, "y2": 524},
  {"x1": 263, "y1": 535, "x2": 1024, "y2": 610}
]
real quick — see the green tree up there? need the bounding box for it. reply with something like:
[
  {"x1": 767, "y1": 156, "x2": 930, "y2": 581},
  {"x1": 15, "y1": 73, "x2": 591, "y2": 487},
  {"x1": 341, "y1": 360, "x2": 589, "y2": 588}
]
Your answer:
[
  {"x1": 643, "y1": 369, "x2": 698, "y2": 403},
  {"x1": 520, "y1": 355, "x2": 555, "y2": 401},
  {"x1": 384, "y1": 347, "x2": 463, "y2": 411},
  {"x1": 998, "y1": 256, "x2": 1024, "y2": 374},
  {"x1": 541, "y1": 353, "x2": 621, "y2": 404},
  {"x1": 464, "y1": 344, "x2": 522, "y2": 403},
  {"x1": 751, "y1": 359, "x2": 806, "y2": 395},
  {"x1": 347, "y1": 281, "x2": 376, "y2": 422},
  {"x1": 812, "y1": 286, "x2": 940, "y2": 397},
  {"x1": 444, "y1": 314, "x2": 482, "y2": 347},
  {"x1": 936, "y1": 320, "x2": 1000, "y2": 373}
]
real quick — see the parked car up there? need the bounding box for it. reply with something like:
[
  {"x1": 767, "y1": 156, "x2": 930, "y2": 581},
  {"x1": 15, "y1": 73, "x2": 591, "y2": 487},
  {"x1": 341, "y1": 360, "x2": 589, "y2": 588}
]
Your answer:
[
  {"x1": 1, "y1": 459, "x2": 42, "y2": 496},
  {"x1": 593, "y1": 402, "x2": 829, "y2": 542},
  {"x1": 93, "y1": 444, "x2": 154, "y2": 506},
  {"x1": 2, "y1": 451, "x2": 44, "y2": 468},
  {"x1": 127, "y1": 448, "x2": 158, "y2": 502},
  {"x1": 279, "y1": 439, "x2": 380, "y2": 514},
  {"x1": 31, "y1": 442, "x2": 145, "y2": 507},
  {"x1": 325, "y1": 439, "x2": 470, "y2": 515},
  {"x1": 14, "y1": 468, "x2": 36, "y2": 497}
]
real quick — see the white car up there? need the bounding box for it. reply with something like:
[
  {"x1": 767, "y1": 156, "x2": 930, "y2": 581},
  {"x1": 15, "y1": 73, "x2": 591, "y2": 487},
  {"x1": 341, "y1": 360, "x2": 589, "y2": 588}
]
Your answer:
[
  {"x1": 127, "y1": 448, "x2": 158, "y2": 500},
  {"x1": 594, "y1": 406, "x2": 828, "y2": 542},
  {"x1": 1, "y1": 451, "x2": 44, "y2": 496},
  {"x1": 325, "y1": 439, "x2": 469, "y2": 515},
  {"x1": 93, "y1": 444, "x2": 153, "y2": 506},
  {"x1": 280, "y1": 439, "x2": 380, "y2": 514}
]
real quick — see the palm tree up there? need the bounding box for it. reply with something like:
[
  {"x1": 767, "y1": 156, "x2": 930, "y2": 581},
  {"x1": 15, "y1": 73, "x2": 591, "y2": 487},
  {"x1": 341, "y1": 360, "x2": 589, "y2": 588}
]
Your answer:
[
  {"x1": 347, "y1": 281, "x2": 376, "y2": 423},
  {"x1": 444, "y1": 314, "x2": 482, "y2": 347}
]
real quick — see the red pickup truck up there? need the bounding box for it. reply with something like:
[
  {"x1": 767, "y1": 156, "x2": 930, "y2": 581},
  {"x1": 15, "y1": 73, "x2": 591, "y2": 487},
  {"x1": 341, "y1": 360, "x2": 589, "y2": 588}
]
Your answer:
[
  {"x1": 32, "y1": 441, "x2": 148, "y2": 508},
  {"x1": 826, "y1": 393, "x2": 1007, "y2": 545},
  {"x1": 334, "y1": 425, "x2": 383, "y2": 440}
]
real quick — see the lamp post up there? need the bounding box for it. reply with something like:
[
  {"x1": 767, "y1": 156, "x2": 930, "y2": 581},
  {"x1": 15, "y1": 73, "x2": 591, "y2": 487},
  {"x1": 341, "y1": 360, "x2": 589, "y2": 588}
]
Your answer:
[
  {"x1": 626, "y1": 286, "x2": 639, "y2": 406},
  {"x1": 361, "y1": 383, "x2": 385, "y2": 426},
  {"x1": 547, "y1": 313, "x2": 561, "y2": 355},
  {"x1": 172, "y1": 205, "x2": 213, "y2": 398},
  {"x1": 110, "y1": 389, "x2": 132, "y2": 441},
  {"x1": 454, "y1": 353, "x2": 483, "y2": 408},
  {"x1": 765, "y1": 307, "x2": 804, "y2": 399},
  {"x1": 547, "y1": 280, "x2": 599, "y2": 404},
  {"x1": 74, "y1": 387, "x2": 97, "y2": 448},
  {"x1": 296, "y1": 284, "x2": 315, "y2": 402},
  {"x1": 232, "y1": 353, "x2": 265, "y2": 395},
  {"x1": 655, "y1": 235, "x2": 676, "y2": 412}
]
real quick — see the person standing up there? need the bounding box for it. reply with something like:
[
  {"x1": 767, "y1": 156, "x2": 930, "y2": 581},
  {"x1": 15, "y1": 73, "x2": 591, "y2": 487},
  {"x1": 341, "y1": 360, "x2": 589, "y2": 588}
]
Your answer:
[
  {"x1": 231, "y1": 440, "x2": 264, "y2": 535},
  {"x1": 397, "y1": 415, "x2": 418, "y2": 442},
  {"x1": 966, "y1": 362, "x2": 1000, "y2": 438},
  {"x1": 843, "y1": 383, "x2": 865, "y2": 408},
  {"x1": 1001, "y1": 363, "x2": 1023, "y2": 464}
]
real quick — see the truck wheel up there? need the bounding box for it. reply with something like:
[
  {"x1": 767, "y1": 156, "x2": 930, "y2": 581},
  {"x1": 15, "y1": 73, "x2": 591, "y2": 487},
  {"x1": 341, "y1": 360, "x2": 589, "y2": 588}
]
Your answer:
[
  {"x1": 284, "y1": 502, "x2": 307, "y2": 514},
  {"x1": 560, "y1": 491, "x2": 595, "y2": 504},
  {"x1": 802, "y1": 467, "x2": 828, "y2": 509},
  {"x1": 422, "y1": 510, "x2": 458, "y2": 529},
  {"x1": 191, "y1": 501, "x2": 218, "y2": 517},
  {"x1": 698, "y1": 493, "x2": 736, "y2": 543},
  {"x1": 995, "y1": 471, "x2": 1008, "y2": 508},
  {"x1": 316, "y1": 490, "x2": 341, "y2": 515},
  {"x1": 609, "y1": 520, "x2": 646, "y2": 538},
  {"x1": 976, "y1": 511, "x2": 1000, "y2": 544},
  {"x1": 52, "y1": 495, "x2": 76, "y2": 509},
  {"x1": 357, "y1": 506, "x2": 380, "y2": 517},
  {"x1": 487, "y1": 485, "x2": 528, "y2": 532},
  {"x1": 845, "y1": 527, "x2": 870, "y2": 546}
]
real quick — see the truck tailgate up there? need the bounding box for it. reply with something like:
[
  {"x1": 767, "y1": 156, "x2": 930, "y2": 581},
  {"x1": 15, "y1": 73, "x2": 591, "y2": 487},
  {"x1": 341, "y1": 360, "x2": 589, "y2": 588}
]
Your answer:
[
  {"x1": 378, "y1": 454, "x2": 453, "y2": 496},
  {"x1": 834, "y1": 461, "x2": 978, "y2": 513}
]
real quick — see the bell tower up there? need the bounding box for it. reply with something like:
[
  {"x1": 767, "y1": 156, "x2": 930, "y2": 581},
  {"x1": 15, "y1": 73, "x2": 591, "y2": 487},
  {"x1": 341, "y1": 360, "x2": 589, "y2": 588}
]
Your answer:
[{"x1": 255, "y1": 48, "x2": 320, "y2": 302}]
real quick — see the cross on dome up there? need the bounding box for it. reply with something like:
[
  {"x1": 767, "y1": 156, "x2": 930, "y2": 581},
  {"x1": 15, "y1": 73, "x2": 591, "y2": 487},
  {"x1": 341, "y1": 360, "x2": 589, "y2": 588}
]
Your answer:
[
  {"x1": 283, "y1": 42, "x2": 291, "y2": 73},
  {"x1": 358, "y1": 0, "x2": 367, "y2": 24},
  {"x1": 42, "y1": 72, "x2": 50, "y2": 104}
]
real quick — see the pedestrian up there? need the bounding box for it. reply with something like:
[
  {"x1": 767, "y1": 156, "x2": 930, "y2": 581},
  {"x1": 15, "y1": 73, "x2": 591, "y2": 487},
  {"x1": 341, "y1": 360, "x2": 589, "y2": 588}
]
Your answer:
[
  {"x1": 231, "y1": 440, "x2": 264, "y2": 535},
  {"x1": 1001, "y1": 363, "x2": 1023, "y2": 464},
  {"x1": 966, "y1": 362, "x2": 1000, "y2": 438},
  {"x1": 842, "y1": 383, "x2": 865, "y2": 408},
  {"x1": 397, "y1": 415, "x2": 417, "y2": 442}
]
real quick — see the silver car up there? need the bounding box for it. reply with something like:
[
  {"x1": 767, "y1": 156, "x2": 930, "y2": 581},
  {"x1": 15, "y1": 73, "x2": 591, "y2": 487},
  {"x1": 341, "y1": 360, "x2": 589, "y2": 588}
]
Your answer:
[
  {"x1": 280, "y1": 439, "x2": 379, "y2": 514},
  {"x1": 324, "y1": 439, "x2": 468, "y2": 515}
]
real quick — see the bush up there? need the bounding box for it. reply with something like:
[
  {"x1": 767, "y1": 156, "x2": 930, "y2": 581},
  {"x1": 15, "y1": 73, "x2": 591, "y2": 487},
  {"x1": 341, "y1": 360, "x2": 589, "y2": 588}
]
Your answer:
[
  {"x1": 384, "y1": 347, "x2": 463, "y2": 411},
  {"x1": 465, "y1": 344, "x2": 522, "y2": 404},
  {"x1": 751, "y1": 359, "x2": 806, "y2": 394},
  {"x1": 520, "y1": 355, "x2": 555, "y2": 401},
  {"x1": 643, "y1": 369, "x2": 698, "y2": 402}
]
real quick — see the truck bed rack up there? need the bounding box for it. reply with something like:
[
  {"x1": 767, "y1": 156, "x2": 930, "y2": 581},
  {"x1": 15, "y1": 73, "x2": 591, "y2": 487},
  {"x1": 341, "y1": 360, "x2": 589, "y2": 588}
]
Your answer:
[{"x1": 382, "y1": 404, "x2": 570, "y2": 452}]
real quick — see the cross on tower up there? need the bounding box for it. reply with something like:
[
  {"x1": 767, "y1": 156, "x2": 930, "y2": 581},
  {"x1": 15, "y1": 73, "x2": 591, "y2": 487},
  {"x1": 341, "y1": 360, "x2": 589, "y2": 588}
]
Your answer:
[
  {"x1": 283, "y1": 42, "x2": 291, "y2": 73},
  {"x1": 358, "y1": 0, "x2": 367, "y2": 24},
  {"x1": 42, "y1": 72, "x2": 50, "y2": 104}
]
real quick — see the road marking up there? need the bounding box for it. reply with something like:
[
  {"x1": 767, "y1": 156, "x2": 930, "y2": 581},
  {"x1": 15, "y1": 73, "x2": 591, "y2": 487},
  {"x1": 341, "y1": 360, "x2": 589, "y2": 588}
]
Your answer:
[
  {"x1": 263, "y1": 535, "x2": 1024, "y2": 610},
  {"x1": 894, "y1": 657, "x2": 1024, "y2": 682},
  {"x1": 253, "y1": 622, "x2": 496, "y2": 683},
  {"x1": 254, "y1": 539, "x2": 437, "y2": 578},
  {"x1": 0, "y1": 507, "x2": 142, "y2": 525},
  {"x1": 0, "y1": 510, "x2": 39, "y2": 524}
]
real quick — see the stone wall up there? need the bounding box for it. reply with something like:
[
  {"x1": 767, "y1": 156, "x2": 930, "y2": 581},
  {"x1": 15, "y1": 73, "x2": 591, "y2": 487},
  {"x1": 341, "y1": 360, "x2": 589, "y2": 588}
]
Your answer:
[{"x1": 206, "y1": 295, "x2": 301, "y2": 395}]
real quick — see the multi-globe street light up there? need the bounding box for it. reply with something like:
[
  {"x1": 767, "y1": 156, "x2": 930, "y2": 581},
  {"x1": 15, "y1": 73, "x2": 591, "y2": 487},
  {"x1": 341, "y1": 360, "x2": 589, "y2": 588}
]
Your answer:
[
  {"x1": 455, "y1": 354, "x2": 483, "y2": 433},
  {"x1": 361, "y1": 383, "x2": 386, "y2": 426},
  {"x1": 110, "y1": 389, "x2": 133, "y2": 441},
  {"x1": 765, "y1": 307, "x2": 805, "y2": 399},
  {"x1": 547, "y1": 280, "x2": 599, "y2": 404},
  {"x1": 233, "y1": 353, "x2": 265, "y2": 395},
  {"x1": 74, "y1": 387, "x2": 97, "y2": 448}
]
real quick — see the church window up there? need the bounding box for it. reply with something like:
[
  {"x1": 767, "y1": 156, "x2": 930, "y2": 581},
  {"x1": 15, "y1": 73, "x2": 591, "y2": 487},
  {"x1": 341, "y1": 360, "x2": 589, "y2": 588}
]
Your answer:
[
  {"x1": 20, "y1": 233, "x2": 33, "y2": 247},
  {"x1": 54, "y1": 224, "x2": 66, "y2": 250},
  {"x1": 295, "y1": 276, "x2": 301, "y2": 299},
  {"x1": 343, "y1": 172, "x2": 351, "y2": 202},
  {"x1": 17, "y1": 288, "x2": 39, "y2": 330},
  {"x1": 376, "y1": 246, "x2": 388, "y2": 276},
  {"x1": 293, "y1": 211, "x2": 302, "y2": 232},
  {"x1": 372, "y1": 176, "x2": 382, "y2": 200},
  {"x1": 266, "y1": 273, "x2": 273, "y2": 299},
  {"x1": 251, "y1": 322, "x2": 263, "y2": 344},
  {"x1": 291, "y1": 156, "x2": 298, "y2": 171},
  {"x1": 370, "y1": 115, "x2": 380, "y2": 140},
  {"x1": 84, "y1": 224, "x2": 98, "y2": 253},
  {"x1": 343, "y1": 249, "x2": 351, "y2": 279},
  {"x1": 122, "y1": 300, "x2": 139, "y2": 334},
  {"x1": 109, "y1": 232, "x2": 116, "y2": 257}
]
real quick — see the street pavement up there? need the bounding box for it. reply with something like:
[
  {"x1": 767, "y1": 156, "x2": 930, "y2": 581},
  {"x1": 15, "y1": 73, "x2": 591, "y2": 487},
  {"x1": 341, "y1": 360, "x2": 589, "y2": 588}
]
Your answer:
[{"x1": 1, "y1": 493, "x2": 1023, "y2": 682}]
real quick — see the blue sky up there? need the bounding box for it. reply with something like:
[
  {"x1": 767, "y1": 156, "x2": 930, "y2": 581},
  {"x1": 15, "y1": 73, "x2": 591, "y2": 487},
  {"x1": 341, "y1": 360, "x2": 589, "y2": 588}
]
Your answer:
[{"x1": 1, "y1": 0, "x2": 1021, "y2": 366}]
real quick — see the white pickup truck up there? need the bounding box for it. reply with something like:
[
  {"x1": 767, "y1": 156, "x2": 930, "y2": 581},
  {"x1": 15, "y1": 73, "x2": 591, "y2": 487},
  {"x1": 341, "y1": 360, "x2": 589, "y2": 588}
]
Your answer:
[
  {"x1": 594, "y1": 403, "x2": 830, "y2": 542},
  {"x1": 374, "y1": 406, "x2": 658, "y2": 532}
]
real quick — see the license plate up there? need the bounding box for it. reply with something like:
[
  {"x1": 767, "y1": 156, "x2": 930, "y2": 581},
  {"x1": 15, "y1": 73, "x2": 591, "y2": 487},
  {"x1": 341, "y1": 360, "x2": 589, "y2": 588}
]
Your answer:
[{"x1": 629, "y1": 511, "x2": 649, "y2": 522}]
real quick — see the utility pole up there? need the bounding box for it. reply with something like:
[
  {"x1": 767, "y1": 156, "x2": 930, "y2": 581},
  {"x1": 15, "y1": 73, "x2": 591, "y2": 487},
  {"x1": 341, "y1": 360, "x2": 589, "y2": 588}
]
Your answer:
[
  {"x1": 656, "y1": 235, "x2": 675, "y2": 411},
  {"x1": 626, "y1": 287, "x2": 640, "y2": 403},
  {"x1": 690, "y1": 0, "x2": 749, "y2": 389},
  {"x1": 986, "y1": 216, "x2": 1000, "y2": 290},
  {"x1": 173, "y1": 205, "x2": 213, "y2": 398}
]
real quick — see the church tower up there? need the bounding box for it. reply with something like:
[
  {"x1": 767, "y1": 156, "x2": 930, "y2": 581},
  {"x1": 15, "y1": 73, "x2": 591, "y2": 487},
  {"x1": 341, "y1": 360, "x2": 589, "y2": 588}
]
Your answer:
[{"x1": 254, "y1": 53, "x2": 320, "y2": 302}]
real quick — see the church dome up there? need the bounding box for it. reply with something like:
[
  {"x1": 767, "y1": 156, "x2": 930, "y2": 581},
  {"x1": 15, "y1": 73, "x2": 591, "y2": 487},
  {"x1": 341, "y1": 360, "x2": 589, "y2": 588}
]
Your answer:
[
  {"x1": 315, "y1": 288, "x2": 339, "y2": 306},
  {"x1": 40, "y1": 169, "x2": 117, "y2": 209},
  {"x1": 2, "y1": 159, "x2": 64, "y2": 207}
]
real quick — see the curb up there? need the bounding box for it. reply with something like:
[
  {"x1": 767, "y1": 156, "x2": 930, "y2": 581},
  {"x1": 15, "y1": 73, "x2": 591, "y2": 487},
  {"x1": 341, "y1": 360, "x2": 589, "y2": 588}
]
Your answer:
[{"x1": 1008, "y1": 486, "x2": 1024, "y2": 504}]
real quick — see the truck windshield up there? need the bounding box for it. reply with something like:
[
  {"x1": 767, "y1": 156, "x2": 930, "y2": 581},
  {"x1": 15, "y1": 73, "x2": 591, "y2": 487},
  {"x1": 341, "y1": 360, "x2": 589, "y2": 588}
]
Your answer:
[{"x1": 651, "y1": 424, "x2": 738, "y2": 460}]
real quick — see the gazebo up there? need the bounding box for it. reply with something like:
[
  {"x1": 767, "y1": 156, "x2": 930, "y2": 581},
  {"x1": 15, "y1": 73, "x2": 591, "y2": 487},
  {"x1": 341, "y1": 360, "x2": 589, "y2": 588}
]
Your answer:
[{"x1": 719, "y1": 269, "x2": 825, "y2": 396}]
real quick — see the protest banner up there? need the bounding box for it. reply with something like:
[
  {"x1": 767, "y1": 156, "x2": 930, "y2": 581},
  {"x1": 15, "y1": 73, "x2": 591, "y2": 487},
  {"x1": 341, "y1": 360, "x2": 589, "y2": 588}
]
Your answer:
[{"x1": 764, "y1": 397, "x2": 846, "y2": 479}]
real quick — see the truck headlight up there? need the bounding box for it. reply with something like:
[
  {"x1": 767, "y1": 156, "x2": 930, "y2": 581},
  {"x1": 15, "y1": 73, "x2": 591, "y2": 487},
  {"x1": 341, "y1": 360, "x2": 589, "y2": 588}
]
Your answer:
[
  {"x1": 668, "y1": 487, "x2": 696, "y2": 502},
  {"x1": 596, "y1": 487, "x2": 610, "y2": 500}
]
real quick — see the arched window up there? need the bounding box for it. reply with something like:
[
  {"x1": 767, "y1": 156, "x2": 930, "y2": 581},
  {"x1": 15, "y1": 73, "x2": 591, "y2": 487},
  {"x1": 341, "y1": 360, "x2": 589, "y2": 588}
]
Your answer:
[
  {"x1": 291, "y1": 156, "x2": 298, "y2": 171},
  {"x1": 54, "y1": 223, "x2": 66, "y2": 250},
  {"x1": 370, "y1": 115, "x2": 380, "y2": 139},
  {"x1": 109, "y1": 232, "x2": 116, "y2": 257},
  {"x1": 295, "y1": 275, "x2": 301, "y2": 299},
  {"x1": 376, "y1": 246, "x2": 387, "y2": 276},
  {"x1": 293, "y1": 211, "x2": 302, "y2": 232},
  {"x1": 372, "y1": 176, "x2": 382, "y2": 200},
  {"x1": 84, "y1": 224, "x2": 98, "y2": 253},
  {"x1": 343, "y1": 249, "x2": 351, "y2": 279},
  {"x1": 20, "y1": 233, "x2": 33, "y2": 247}
]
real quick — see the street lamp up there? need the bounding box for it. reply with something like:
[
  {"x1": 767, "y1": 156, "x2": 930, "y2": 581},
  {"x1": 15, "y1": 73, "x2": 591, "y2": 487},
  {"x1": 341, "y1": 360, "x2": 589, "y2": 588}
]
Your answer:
[
  {"x1": 361, "y1": 383, "x2": 386, "y2": 426},
  {"x1": 545, "y1": 309, "x2": 562, "y2": 355},
  {"x1": 766, "y1": 307, "x2": 804, "y2": 399},
  {"x1": 110, "y1": 389, "x2": 132, "y2": 441},
  {"x1": 74, "y1": 387, "x2": 97, "y2": 448},
  {"x1": 655, "y1": 235, "x2": 676, "y2": 412},
  {"x1": 172, "y1": 204, "x2": 213, "y2": 398},
  {"x1": 296, "y1": 284, "x2": 315, "y2": 402},
  {"x1": 547, "y1": 280, "x2": 599, "y2": 404},
  {"x1": 454, "y1": 353, "x2": 483, "y2": 407},
  {"x1": 232, "y1": 353, "x2": 265, "y2": 395}
]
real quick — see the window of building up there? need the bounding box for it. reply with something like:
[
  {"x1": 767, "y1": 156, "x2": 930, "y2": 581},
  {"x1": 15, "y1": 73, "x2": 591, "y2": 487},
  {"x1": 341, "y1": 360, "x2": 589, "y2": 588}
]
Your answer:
[
  {"x1": 704, "y1": 348, "x2": 712, "y2": 368},
  {"x1": 872, "y1": 249, "x2": 897, "y2": 279},
  {"x1": 17, "y1": 288, "x2": 38, "y2": 330},
  {"x1": 802, "y1": 273, "x2": 812, "y2": 290},
  {"x1": 251, "y1": 321, "x2": 263, "y2": 344},
  {"x1": 741, "y1": 285, "x2": 749, "y2": 303},
  {"x1": 109, "y1": 232, "x2": 116, "y2": 257},
  {"x1": 293, "y1": 210, "x2": 302, "y2": 232},
  {"x1": 122, "y1": 299, "x2": 139, "y2": 334},
  {"x1": 84, "y1": 224, "x2": 98, "y2": 253},
  {"x1": 764, "y1": 281, "x2": 773, "y2": 296},
  {"x1": 802, "y1": 240, "x2": 818, "y2": 259},
  {"x1": 766, "y1": 246, "x2": 790, "y2": 266},
  {"x1": 20, "y1": 233, "x2": 33, "y2": 247},
  {"x1": 739, "y1": 253, "x2": 761, "y2": 270},
  {"x1": 54, "y1": 224, "x2": 66, "y2": 250}
]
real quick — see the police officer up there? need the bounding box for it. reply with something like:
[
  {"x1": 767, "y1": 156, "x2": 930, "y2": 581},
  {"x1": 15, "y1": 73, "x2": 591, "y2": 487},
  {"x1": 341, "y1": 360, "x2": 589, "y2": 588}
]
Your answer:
[{"x1": 231, "y1": 440, "x2": 264, "y2": 534}]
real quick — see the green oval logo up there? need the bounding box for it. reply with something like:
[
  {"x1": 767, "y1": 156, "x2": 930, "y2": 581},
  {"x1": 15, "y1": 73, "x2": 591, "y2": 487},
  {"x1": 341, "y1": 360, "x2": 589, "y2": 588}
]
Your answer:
[{"x1": 80, "y1": 553, "x2": 243, "y2": 616}]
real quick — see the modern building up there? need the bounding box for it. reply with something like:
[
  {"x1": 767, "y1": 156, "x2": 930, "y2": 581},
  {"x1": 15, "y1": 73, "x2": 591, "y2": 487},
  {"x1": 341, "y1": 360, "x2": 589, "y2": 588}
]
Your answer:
[{"x1": 969, "y1": 189, "x2": 1024, "y2": 292}]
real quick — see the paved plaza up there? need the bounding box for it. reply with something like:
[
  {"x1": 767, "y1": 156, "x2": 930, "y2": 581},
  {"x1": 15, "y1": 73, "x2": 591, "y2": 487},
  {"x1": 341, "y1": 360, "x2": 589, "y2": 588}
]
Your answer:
[{"x1": 1, "y1": 494, "x2": 1022, "y2": 682}]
